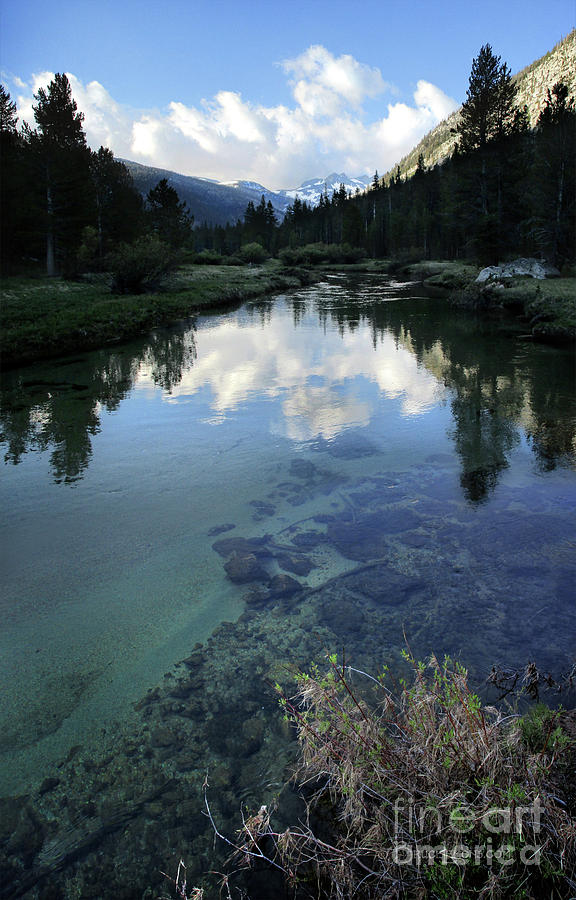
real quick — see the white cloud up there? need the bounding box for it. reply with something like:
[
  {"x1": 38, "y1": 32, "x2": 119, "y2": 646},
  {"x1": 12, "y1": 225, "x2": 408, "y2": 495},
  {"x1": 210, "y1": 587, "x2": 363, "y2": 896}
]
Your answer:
[
  {"x1": 414, "y1": 80, "x2": 458, "y2": 120},
  {"x1": 10, "y1": 50, "x2": 457, "y2": 188},
  {"x1": 131, "y1": 116, "x2": 163, "y2": 158},
  {"x1": 282, "y1": 45, "x2": 388, "y2": 110}
]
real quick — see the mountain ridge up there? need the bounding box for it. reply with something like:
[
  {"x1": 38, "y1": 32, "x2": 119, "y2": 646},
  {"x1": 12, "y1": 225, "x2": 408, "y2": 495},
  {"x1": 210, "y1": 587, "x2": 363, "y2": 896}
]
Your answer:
[
  {"x1": 121, "y1": 160, "x2": 370, "y2": 227},
  {"x1": 385, "y1": 29, "x2": 576, "y2": 182},
  {"x1": 122, "y1": 31, "x2": 575, "y2": 226}
]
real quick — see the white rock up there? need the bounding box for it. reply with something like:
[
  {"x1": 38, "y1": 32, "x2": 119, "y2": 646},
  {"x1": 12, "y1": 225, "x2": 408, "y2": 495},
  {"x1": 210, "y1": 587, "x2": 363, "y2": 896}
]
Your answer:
[{"x1": 476, "y1": 257, "x2": 560, "y2": 282}]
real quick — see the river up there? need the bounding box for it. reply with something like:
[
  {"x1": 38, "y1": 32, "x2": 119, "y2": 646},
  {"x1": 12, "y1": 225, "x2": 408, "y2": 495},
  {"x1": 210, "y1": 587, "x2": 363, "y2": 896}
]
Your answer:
[{"x1": 0, "y1": 274, "x2": 574, "y2": 895}]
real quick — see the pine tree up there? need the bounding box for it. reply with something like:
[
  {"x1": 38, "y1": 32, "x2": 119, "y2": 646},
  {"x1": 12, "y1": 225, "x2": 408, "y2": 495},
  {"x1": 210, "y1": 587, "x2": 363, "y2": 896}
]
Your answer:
[
  {"x1": 0, "y1": 84, "x2": 18, "y2": 133},
  {"x1": 534, "y1": 82, "x2": 576, "y2": 263},
  {"x1": 33, "y1": 73, "x2": 87, "y2": 150},
  {"x1": 31, "y1": 73, "x2": 94, "y2": 275},
  {"x1": 537, "y1": 82, "x2": 576, "y2": 127},
  {"x1": 89, "y1": 147, "x2": 143, "y2": 263},
  {"x1": 0, "y1": 85, "x2": 26, "y2": 272},
  {"x1": 456, "y1": 45, "x2": 517, "y2": 152},
  {"x1": 146, "y1": 178, "x2": 193, "y2": 248}
]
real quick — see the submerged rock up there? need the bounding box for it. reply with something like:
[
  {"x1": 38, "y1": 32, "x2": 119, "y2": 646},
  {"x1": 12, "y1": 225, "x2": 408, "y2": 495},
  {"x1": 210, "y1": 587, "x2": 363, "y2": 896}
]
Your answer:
[
  {"x1": 345, "y1": 565, "x2": 425, "y2": 605},
  {"x1": 268, "y1": 574, "x2": 302, "y2": 598},
  {"x1": 207, "y1": 523, "x2": 236, "y2": 536},
  {"x1": 398, "y1": 530, "x2": 429, "y2": 548},
  {"x1": 224, "y1": 552, "x2": 268, "y2": 584},
  {"x1": 291, "y1": 531, "x2": 325, "y2": 549},
  {"x1": 38, "y1": 777, "x2": 61, "y2": 796},
  {"x1": 321, "y1": 597, "x2": 366, "y2": 634},
  {"x1": 241, "y1": 717, "x2": 265, "y2": 756},
  {"x1": 324, "y1": 432, "x2": 378, "y2": 459},
  {"x1": 243, "y1": 588, "x2": 272, "y2": 608},
  {"x1": 212, "y1": 535, "x2": 270, "y2": 558},
  {"x1": 327, "y1": 508, "x2": 421, "y2": 561},
  {"x1": 249, "y1": 500, "x2": 276, "y2": 516},
  {"x1": 181, "y1": 650, "x2": 205, "y2": 670},
  {"x1": 277, "y1": 553, "x2": 315, "y2": 576},
  {"x1": 289, "y1": 459, "x2": 317, "y2": 479}
]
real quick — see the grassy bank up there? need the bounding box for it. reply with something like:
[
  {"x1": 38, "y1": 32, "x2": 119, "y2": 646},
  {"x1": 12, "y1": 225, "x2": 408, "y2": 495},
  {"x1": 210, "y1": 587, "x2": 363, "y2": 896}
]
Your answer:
[
  {"x1": 480, "y1": 276, "x2": 576, "y2": 341},
  {"x1": 0, "y1": 262, "x2": 316, "y2": 369},
  {"x1": 400, "y1": 259, "x2": 576, "y2": 343},
  {"x1": 3, "y1": 259, "x2": 573, "y2": 369}
]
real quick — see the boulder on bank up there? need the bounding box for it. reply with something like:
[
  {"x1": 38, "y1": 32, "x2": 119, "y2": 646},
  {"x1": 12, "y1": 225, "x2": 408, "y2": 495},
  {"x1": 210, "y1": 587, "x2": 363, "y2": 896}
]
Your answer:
[{"x1": 476, "y1": 258, "x2": 560, "y2": 283}]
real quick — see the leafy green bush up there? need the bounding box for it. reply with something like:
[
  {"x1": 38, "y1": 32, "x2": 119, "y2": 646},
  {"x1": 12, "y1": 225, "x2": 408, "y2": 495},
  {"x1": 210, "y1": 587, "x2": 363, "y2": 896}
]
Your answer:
[
  {"x1": 109, "y1": 235, "x2": 176, "y2": 294},
  {"x1": 191, "y1": 249, "x2": 224, "y2": 265},
  {"x1": 278, "y1": 243, "x2": 365, "y2": 266},
  {"x1": 238, "y1": 242, "x2": 269, "y2": 264}
]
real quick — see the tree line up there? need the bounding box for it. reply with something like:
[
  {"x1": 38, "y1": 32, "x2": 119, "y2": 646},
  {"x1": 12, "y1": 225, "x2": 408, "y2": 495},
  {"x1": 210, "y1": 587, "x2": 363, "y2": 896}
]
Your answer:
[
  {"x1": 197, "y1": 45, "x2": 575, "y2": 268},
  {"x1": 0, "y1": 73, "x2": 193, "y2": 277},
  {"x1": 2, "y1": 45, "x2": 574, "y2": 278}
]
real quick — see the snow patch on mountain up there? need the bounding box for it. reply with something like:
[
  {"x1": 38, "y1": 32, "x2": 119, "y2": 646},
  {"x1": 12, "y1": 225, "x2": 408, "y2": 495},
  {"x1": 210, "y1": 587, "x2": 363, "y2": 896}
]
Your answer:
[
  {"x1": 222, "y1": 172, "x2": 371, "y2": 216},
  {"x1": 122, "y1": 159, "x2": 371, "y2": 224},
  {"x1": 280, "y1": 172, "x2": 371, "y2": 207}
]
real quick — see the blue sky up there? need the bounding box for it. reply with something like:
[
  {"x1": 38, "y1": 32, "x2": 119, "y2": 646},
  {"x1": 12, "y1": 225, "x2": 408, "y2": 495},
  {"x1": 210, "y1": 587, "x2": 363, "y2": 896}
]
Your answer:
[{"x1": 2, "y1": 0, "x2": 574, "y2": 187}]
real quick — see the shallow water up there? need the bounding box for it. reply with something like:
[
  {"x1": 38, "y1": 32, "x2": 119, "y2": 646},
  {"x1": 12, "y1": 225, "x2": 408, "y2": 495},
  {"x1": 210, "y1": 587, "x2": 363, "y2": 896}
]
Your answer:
[{"x1": 0, "y1": 275, "x2": 575, "y2": 893}]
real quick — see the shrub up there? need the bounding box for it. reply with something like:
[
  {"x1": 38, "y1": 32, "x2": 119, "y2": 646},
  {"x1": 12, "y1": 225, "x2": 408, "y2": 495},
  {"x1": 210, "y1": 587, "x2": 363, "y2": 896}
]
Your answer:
[
  {"x1": 191, "y1": 249, "x2": 224, "y2": 265},
  {"x1": 76, "y1": 225, "x2": 100, "y2": 272},
  {"x1": 109, "y1": 235, "x2": 176, "y2": 294},
  {"x1": 210, "y1": 652, "x2": 576, "y2": 898},
  {"x1": 238, "y1": 242, "x2": 269, "y2": 264},
  {"x1": 278, "y1": 243, "x2": 365, "y2": 266},
  {"x1": 338, "y1": 242, "x2": 365, "y2": 263}
]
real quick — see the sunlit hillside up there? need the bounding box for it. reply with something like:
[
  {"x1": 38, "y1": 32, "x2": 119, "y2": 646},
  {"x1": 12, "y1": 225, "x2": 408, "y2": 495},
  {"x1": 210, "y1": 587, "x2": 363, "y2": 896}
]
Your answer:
[{"x1": 385, "y1": 29, "x2": 576, "y2": 181}]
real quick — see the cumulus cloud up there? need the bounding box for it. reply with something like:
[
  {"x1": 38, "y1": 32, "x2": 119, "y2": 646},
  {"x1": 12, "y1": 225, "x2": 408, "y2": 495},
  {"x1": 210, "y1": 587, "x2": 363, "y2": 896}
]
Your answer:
[
  {"x1": 11, "y1": 49, "x2": 457, "y2": 188},
  {"x1": 282, "y1": 44, "x2": 388, "y2": 115}
]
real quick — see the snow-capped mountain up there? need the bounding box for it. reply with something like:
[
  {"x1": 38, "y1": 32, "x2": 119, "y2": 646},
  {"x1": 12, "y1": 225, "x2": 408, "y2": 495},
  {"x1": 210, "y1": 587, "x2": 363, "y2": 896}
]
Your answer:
[
  {"x1": 122, "y1": 160, "x2": 370, "y2": 225},
  {"x1": 279, "y1": 173, "x2": 372, "y2": 207},
  {"x1": 226, "y1": 172, "x2": 372, "y2": 213},
  {"x1": 222, "y1": 179, "x2": 292, "y2": 218}
]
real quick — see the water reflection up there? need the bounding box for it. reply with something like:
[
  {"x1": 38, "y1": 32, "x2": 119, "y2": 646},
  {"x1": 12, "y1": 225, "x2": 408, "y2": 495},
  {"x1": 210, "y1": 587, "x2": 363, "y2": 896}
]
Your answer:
[
  {"x1": 307, "y1": 282, "x2": 575, "y2": 500},
  {"x1": 0, "y1": 324, "x2": 196, "y2": 483},
  {"x1": 0, "y1": 278, "x2": 574, "y2": 499}
]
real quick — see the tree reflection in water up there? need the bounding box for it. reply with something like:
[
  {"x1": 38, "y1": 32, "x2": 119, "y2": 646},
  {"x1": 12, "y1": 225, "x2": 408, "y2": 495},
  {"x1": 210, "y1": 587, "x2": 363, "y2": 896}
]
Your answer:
[
  {"x1": 0, "y1": 323, "x2": 197, "y2": 483},
  {"x1": 0, "y1": 280, "x2": 574, "y2": 496}
]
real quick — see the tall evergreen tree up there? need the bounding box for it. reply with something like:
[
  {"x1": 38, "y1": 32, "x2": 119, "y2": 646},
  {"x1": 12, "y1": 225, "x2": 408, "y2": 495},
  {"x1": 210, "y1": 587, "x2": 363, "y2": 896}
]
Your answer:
[
  {"x1": 33, "y1": 73, "x2": 87, "y2": 149},
  {"x1": 456, "y1": 45, "x2": 517, "y2": 152},
  {"x1": 31, "y1": 73, "x2": 94, "y2": 275},
  {"x1": 534, "y1": 82, "x2": 576, "y2": 263},
  {"x1": 146, "y1": 178, "x2": 193, "y2": 248},
  {"x1": 0, "y1": 84, "x2": 18, "y2": 133},
  {"x1": 0, "y1": 85, "x2": 26, "y2": 273},
  {"x1": 90, "y1": 148, "x2": 143, "y2": 260}
]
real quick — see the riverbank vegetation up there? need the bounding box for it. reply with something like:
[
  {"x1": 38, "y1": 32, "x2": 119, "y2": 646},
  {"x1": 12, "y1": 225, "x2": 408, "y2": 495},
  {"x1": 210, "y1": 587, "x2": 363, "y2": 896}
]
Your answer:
[
  {"x1": 0, "y1": 262, "x2": 316, "y2": 369},
  {"x1": 195, "y1": 51, "x2": 575, "y2": 275},
  {"x1": 1, "y1": 43, "x2": 574, "y2": 365},
  {"x1": 207, "y1": 652, "x2": 576, "y2": 899}
]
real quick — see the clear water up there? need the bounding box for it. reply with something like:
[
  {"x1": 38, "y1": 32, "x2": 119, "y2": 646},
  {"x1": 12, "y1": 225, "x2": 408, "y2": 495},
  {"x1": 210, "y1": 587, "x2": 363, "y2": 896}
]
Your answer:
[{"x1": 0, "y1": 275, "x2": 574, "y2": 882}]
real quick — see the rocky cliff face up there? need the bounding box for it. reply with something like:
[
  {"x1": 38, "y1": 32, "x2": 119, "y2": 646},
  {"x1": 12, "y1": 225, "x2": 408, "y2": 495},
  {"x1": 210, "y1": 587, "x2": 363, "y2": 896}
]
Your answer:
[{"x1": 387, "y1": 29, "x2": 576, "y2": 180}]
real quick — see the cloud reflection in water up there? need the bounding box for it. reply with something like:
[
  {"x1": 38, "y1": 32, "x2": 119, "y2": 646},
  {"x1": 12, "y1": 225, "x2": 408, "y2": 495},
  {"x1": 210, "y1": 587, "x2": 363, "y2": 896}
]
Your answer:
[{"x1": 137, "y1": 309, "x2": 446, "y2": 443}]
